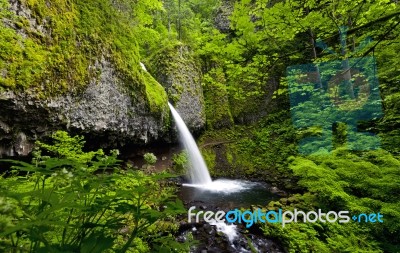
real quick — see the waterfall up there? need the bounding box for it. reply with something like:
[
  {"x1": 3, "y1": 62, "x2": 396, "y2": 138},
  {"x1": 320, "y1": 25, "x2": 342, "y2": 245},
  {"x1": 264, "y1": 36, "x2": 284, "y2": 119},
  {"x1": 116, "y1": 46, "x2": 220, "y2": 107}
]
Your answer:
[
  {"x1": 140, "y1": 62, "x2": 147, "y2": 71},
  {"x1": 168, "y1": 103, "x2": 212, "y2": 184}
]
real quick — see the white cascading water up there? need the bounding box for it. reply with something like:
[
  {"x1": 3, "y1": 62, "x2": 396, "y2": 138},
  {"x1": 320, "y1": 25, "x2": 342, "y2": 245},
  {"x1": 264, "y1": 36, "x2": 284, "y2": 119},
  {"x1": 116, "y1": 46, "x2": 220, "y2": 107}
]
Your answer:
[
  {"x1": 169, "y1": 103, "x2": 262, "y2": 250},
  {"x1": 169, "y1": 102, "x2": 242, "y2": 249},
  {"x1": 168, "y1": 103, "x2": 212, "y2": 184},
  {"x1": 168, "y1": 102, "x2": 248, "y2": 192}
]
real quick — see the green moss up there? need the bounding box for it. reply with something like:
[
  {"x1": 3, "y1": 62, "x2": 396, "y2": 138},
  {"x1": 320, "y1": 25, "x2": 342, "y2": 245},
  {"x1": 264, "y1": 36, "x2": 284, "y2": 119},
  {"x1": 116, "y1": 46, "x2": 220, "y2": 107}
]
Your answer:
[
  {"x1": 169, "y1": 83, "x2": 184, "y2": 103},
  {"x1": 198, "y1": 111, "x2": 297, "y2": 180},
  {"x1": 226, "y1": 147, "x2": 234, "y2": 164},
  {"x1": 146, "y1": 42, "x2": 203, "y2": 105},
  {"x1": 141, "y1": 70, "x2": 168, "y2": 114},
  {"x1": 203, "y1": 68, "x2": 234, "y2": 129},
  {"x1": 0, "y1": 0, "x2": 156, "y2": 103},
  {"x1": 200, "y1": 147, "x2": 216, "y2": 175},
  {"x1": 0, "y1": 21, "x2": 48, "y2": 90},
  {"x1": 225, "y1": 143, "x2": 255, "y2": 175}
]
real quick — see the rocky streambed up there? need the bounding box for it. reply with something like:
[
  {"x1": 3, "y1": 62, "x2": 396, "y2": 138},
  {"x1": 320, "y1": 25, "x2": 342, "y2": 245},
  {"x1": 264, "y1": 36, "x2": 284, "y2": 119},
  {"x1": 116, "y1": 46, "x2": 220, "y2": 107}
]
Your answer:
[{"x1": 176, "y1": 179, "x2": 286, "y2": 253}]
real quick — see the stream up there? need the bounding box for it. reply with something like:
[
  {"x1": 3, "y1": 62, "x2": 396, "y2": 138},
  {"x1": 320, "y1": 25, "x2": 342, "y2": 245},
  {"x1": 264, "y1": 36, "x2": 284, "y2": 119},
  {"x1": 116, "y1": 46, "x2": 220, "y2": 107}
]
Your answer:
[{"x1": 177, "y1": 179, "x2": 284, "y2": 253}]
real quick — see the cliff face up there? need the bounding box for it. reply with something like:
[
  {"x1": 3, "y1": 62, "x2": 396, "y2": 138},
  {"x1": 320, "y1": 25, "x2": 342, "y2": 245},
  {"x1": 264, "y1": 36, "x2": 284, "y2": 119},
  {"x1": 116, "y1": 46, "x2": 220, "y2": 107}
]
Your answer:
[
  {"x1": 214, "y1": 0, "x2": 235, "y2": 33},
  {"x1": 0, "y1": 59, "x2": 170, "y2": 156},
  {"x1": 0, "y1": 0, "x2": 172, "y2": 156}
]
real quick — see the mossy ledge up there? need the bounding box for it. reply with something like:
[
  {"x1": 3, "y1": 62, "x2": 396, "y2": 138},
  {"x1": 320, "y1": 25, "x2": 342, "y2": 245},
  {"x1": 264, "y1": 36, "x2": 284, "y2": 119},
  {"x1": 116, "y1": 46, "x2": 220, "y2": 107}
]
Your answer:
[
  {"x1": 0, "y1": 0, "x2": 170, "y2": 156},
  {"x1": 0, "y1": 0, "x2": 167, "y2": 114}
]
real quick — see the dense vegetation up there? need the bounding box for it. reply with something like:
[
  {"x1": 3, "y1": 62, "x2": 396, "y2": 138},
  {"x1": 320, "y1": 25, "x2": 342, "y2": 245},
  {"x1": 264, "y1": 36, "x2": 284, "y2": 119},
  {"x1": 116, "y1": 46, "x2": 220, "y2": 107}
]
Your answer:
[
  {"x1": 0, "y1": 131, "x2": 191, "y2": 252},
  {"x1": 194, "y1": 0, "x2": 400, "y2": 251},
  {"x1": 1, "y1": 0, "x2": 400, "y2": 252},
  {"x1": 151, "y1": 0, "x2": 400, "y2": 251}
]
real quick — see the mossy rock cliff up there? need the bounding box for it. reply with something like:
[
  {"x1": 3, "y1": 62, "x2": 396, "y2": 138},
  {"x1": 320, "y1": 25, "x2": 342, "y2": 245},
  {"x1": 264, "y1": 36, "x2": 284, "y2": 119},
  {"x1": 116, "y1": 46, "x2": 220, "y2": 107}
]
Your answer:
[
  {"x1": 146, "y1": 43, "x2": 206, "y2": 134},
  {"x1": 0, "y1": 0, "x2": 169, "y2": 156}
]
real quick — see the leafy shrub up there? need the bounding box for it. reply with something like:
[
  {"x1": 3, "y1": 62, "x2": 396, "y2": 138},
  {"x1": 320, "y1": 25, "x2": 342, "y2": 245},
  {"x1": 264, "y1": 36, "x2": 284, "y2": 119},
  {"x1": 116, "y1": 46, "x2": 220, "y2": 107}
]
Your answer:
[
  {"x1": 261, "y1": 148, "x2": 400, "y2": 252},
  {"x1": 143, "y1": 153, "x2": 157, "y2": 165},
  {"x1": 0, "y1": 131, "x2": 190, "y2": 252},
  {"x1": 171, "y1": 152, "x2": 189, "y2": 174},
  {"x1": 198, "y1": 110, "x2": 297, "y2": 181}
]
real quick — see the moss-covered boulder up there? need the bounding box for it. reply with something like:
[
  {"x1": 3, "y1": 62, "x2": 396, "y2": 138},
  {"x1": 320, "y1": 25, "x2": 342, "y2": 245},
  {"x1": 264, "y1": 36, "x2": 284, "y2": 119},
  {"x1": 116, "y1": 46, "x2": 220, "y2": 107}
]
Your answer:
[
  {"x1": 147, "y1": 43, "x2": 206, "y2": 133},
  {"x1": 0, "y1": 0, "x2": 169, "y2": 156}
]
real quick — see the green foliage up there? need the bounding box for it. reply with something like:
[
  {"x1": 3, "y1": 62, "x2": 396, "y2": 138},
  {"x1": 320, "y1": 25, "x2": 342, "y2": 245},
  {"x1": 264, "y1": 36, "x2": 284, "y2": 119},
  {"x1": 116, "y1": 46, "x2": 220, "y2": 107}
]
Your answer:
[
  {"x1": 203, "y1": 68, "x2": 234, "y2": 129},
  {"x1": 2, "y1": 0, "x2": 400, "y2": 251},
  {"x1": 263, "y1": 222, "x2": 381, "y2": 253},
  {"x1": 150, "y1": 1, "x2": 400, "y2": 251},
  {"x1": 35, "y1": 131, "x2": 103, "y2": 163},
  {"x1": 199, "y1": 110, "x2": 297, "y2": 181},
  {"x1": 189, "y1": 0, "x2": 399, "y2": 251},
  {"x1": 199, "y1": 148, "x2": 216, "y2": 175},
  {"x1": 171, "y1": 151, "x2": 188, "y2": 174},
  {"x1": 193, "y1": 0, "x2": 400, "y2": 144},
  {"x1": 136, "y1": 0, "x2": 220, "y2": 56},
  {"x1": 143, "y1": 152, "x2": 157, "y2": 165},
  {"x1": 0, "y1": 131, "x2": 190, "y2": 252},
  {"x1": 261, "y1": 149, "x2": 400, "y2": 252}
]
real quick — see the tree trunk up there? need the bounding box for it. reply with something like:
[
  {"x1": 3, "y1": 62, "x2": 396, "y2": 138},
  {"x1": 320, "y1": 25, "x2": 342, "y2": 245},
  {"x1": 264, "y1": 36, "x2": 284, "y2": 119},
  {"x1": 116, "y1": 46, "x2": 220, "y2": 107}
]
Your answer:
[
  {"x1": 339, "y1": 27, "x2": 355, "y2": 99},
  {"x1": 309, "y1": 28, "x2": 323, "y2": 89}
]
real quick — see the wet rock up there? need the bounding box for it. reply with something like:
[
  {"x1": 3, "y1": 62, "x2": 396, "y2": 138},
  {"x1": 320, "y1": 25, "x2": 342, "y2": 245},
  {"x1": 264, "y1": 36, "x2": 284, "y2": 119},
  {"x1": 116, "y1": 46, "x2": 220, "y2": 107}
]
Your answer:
[
  {"x1": 14, "y1": 132, "x2": 33, "y2": 156},
  {"x1": 203, "y1": 223, "x2": 214, "y2": 235},
  {"x1": 178, "y1": 220, "x2": 285, "y2": 253},
  {"x1": 269, "y1": 186, "x2": 288, "y2": 197}
]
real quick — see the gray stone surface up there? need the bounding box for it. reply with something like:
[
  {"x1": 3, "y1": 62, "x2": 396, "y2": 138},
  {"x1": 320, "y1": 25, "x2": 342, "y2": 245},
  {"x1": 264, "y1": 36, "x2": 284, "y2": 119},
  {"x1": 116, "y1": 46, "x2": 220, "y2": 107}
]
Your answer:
[
  {"x1": 7, "y1": 0, "x2": 48, "y2": 38},
  {"x1": 0, "y1": 58, "x2": 169, "y2": 157},
  {"x1": 214, "y1": 0, "x2": 235, "y2": 33}
]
